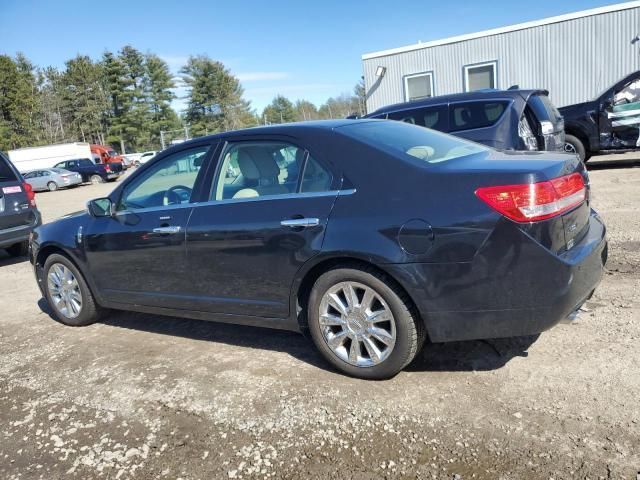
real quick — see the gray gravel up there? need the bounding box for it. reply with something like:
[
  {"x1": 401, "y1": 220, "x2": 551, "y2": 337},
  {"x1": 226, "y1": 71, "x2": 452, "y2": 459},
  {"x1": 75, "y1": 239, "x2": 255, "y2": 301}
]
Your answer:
[{"x1": 1, "y1": 160, "x2": 639, "y2": 479}]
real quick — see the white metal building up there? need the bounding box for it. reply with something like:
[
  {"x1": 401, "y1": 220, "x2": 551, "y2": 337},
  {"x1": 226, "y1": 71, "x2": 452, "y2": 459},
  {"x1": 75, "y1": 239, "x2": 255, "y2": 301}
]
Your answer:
[{"x1": 362, "y1": 2, "x2": 640, "y2": 112}]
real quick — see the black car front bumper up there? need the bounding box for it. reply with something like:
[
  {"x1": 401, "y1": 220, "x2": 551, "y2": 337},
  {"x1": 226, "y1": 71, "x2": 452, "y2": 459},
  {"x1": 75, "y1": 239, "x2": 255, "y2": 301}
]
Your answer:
[{"x1": 385, "y1": 211, "x2": 607, "y2": 343}]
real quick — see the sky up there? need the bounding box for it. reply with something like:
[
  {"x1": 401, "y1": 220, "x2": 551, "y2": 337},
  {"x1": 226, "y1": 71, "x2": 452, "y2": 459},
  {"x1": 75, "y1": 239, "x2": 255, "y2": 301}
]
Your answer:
[{"x1": 0, "y1": 0, "x2": 622, "y2": 113}]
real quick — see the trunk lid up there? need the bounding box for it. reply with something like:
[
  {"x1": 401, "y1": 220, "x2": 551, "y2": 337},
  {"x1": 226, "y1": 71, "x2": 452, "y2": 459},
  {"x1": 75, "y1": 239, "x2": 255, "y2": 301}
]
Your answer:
[{"x1": 441, "y1": 150, "x2": 589, "y2": 253}]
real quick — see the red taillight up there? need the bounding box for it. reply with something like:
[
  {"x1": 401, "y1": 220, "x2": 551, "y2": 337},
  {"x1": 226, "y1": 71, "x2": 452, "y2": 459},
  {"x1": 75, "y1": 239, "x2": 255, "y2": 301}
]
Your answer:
[
  {"x1": 102, "y1": 164, "x2": 111, "y2": 173},
  {"x1": 475, "y1": 173, "x2": 586, "y2": 222},
  {"x1": 23, "y1": 182, "x2": 36, "y2": 207}
]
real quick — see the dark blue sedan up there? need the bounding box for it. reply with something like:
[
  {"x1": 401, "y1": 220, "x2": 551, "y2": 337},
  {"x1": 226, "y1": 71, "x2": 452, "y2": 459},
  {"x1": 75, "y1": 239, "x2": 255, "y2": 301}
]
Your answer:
[{"x1": 30, "y1": 120, "x2": 607, "y2": 379}]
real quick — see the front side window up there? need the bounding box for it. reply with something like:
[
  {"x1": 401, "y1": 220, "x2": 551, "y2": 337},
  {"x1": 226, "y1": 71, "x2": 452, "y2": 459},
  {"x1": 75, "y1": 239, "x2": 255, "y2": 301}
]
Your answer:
[
  {"x1": 213, "y1": 142, "x2": 333, "y2": 200},
  {"x1": 449, "y1": 101, "x2": 508, "y2": 132},
  {"x1": 404, "y1": 72, "x2": 433, "y2": 102},
  {"x1": 464, "y1": 61, "x2": 497, "y2": 92},
  {"x1": 119, "y1": 146, "x2": 209, "y2": 211}
]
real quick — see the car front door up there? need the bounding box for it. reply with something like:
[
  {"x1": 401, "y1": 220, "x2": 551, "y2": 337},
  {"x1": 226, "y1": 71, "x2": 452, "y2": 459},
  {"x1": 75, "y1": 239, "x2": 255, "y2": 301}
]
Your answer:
[
  {"x1": 84, "y1": 144, "x2": 213, "y2": 309},
  {"x1": 185, "y1": 138, "x2": 340, "y2": 318},
  {"x1": 600, "y1": 75, "x2": 640, "y2": 149}
]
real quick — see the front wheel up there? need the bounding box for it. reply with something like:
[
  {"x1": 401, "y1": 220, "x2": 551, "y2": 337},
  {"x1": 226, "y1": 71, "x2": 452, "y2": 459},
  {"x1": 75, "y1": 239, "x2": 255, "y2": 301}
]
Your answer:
[
  {"x1": 43, "y1": 253, "x2": 103, "y2": 326},
  {"x1": 564, "y1": 134, "x2": 589, "y2": 162},
  {"x1": 90, "y1": 174, "x2": 104, "y2": 184},
  {"x1": 307, "y1": 267, "x2": 425, "y2": 380}
]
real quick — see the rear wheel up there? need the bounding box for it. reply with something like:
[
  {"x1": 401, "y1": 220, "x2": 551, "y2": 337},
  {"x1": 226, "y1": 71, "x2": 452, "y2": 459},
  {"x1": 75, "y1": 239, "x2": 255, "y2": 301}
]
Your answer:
[
  {"x1": 47, "y1": 181, "x2": 58, "y2": 192},
  {"x1": 43, "y1": 253, "x2": 103, "y2": 326},
  {"x1": 564, "y1": 134, "x2": 589, "y2": 162},
  {"x1": 307, "y1": 266, "x2": 425, "y2": 380},
  {"x1": 90, "y1": 174, "x2": 104, "y2": 184},
  {"x1": 6, "y1": 241, "x2": 28, "y2": 257}
]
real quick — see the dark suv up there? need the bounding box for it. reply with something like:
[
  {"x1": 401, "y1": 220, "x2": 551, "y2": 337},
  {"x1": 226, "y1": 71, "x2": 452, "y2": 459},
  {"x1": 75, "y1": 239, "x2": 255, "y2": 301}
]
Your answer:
[
  {"x1": 0, "y1": 152, "x2": 41, "y2": 257},
  {"x1": 365, "y1": 89, "x2": 565, "y2": 153},
  {"x1": 54, "y1": 158, "x2": 123, "y2": 184}
]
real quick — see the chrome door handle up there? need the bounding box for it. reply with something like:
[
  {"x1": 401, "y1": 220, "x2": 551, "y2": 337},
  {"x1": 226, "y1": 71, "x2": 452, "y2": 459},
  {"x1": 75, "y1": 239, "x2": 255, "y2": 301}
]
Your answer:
[
  {"x1": 280, "y1": 218, "x2": 320, "y2": 228},
  {"x1": 152, "y1": 226, "x2": 182, "y2": 234}
]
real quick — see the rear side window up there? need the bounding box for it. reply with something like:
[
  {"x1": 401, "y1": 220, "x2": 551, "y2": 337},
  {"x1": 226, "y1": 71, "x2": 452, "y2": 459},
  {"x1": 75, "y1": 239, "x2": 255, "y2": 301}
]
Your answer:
[
  {"x1": 387, "y1": 106, "x2": 448, "y2": 131},
  {"x1": 449, "y1": 101, "x2": 508, "y2": 132},
  {"x1": 79, "y1": 159, "x2": 94, "y2": 167},
  {"x1": 0, "y1": 154, "x2": 18, "y2": 181}
]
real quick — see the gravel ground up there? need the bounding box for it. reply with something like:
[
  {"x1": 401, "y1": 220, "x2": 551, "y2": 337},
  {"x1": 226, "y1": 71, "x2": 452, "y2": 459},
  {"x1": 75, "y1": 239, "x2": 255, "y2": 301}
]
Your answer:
[{"x1": 1, "y1": 159, "x2": 639, "y2": 480}]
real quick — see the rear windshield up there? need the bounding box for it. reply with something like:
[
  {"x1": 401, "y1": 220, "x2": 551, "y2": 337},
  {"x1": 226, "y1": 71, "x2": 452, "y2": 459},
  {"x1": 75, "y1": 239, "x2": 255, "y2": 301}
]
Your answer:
[
  {"x1": 339, "y1": 120, "x2": 488, "y2": 165},
  {"x1": 0, "y1": 153, "x2": 18, "y2": 181},
  {"x1": 528, "y1": 94, "x2": 562, "y2": 122}
]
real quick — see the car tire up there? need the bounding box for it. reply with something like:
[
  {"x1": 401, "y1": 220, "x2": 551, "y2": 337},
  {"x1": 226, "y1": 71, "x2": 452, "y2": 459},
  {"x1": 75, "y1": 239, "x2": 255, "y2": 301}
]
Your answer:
[
  {"x1": 90, "y1": 174, "x2": 104, "y2": 184},
  {"x1": 47, "y1": 181, "x2": 58, "y2": 192},
  {"x1": 307, "y1": 266, "x2": 425, "y2": 380},
  {"x1": 564, "y1": 135, "x2": 589, "y2": 162},
  {"x1": 43, "y1": 253, "x2": 104, "y2": 327},
  {"x1": 6, "y1": 241, "x2": 28, "y2": 257}
]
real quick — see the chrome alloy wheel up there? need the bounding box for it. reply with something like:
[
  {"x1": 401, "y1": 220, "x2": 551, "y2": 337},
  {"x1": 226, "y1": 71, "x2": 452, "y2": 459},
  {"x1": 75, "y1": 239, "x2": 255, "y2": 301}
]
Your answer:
[
  {"x1": 47, "y1": 263, "x2": 83, "y2": 319},
  {"x1": 319, "y1": 281, "x2": 396, "y2": 367},
  {"x1": 564, "y1": 142, "x2": 577, "y2": 154}
]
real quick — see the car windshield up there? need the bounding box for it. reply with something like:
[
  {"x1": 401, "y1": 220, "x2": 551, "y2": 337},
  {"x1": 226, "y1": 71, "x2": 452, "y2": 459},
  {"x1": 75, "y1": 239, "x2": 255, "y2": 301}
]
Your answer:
[
  {"x1": 338, "y1": 120, "x2": 488, "y2": 165},
  {"x1": 107, "y1": 150, "x2": 117, "y2": 157},
  {"x1": 50, "y1": 168, "x2": 66, "y2": 173}
]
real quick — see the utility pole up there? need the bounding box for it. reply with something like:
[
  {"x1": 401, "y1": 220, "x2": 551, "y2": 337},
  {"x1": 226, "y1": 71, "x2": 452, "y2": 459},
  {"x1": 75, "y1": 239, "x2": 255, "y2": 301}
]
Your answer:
[
  {"x1": 184, "y1": 125, "x2": 189, "y2": 141},
  {"x1": 160, "y1": 130, "x2": 166, "y2": 150}
]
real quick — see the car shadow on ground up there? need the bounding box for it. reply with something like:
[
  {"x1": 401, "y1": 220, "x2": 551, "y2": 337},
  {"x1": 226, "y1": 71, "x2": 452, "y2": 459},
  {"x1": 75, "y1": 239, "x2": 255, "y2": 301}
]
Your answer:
[
  {"x1": 37, "y1": 298, "x2": 539, "y2": 375},
  {"x1": 0, "y1": 252, "x2": 28, "y2": 267},
  {"x1": 587, "y1": 158, "x2": 640, "y2": 170}
]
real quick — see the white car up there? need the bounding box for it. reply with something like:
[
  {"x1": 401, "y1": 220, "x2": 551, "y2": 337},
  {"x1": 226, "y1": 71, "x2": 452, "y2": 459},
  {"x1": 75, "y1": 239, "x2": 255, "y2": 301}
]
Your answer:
[{"x1": 136, "y1": 151, "x2": 158, "y2": 166}]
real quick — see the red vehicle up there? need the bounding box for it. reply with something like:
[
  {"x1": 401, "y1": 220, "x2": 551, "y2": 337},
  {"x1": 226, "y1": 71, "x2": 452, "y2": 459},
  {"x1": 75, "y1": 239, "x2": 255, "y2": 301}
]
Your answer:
[{"x1": 90, "y1": 145, "x2": 127, "y2": 169}]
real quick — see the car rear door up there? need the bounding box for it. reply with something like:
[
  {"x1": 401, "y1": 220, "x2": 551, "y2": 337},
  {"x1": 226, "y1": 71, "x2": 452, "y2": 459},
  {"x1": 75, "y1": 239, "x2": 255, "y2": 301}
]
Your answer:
[
  {"x1": 185, "y1": 136, "x2": 340, "y2": 318},
  {"x1": 0, "y1": 155, "x2": 35, "y2": 233}
]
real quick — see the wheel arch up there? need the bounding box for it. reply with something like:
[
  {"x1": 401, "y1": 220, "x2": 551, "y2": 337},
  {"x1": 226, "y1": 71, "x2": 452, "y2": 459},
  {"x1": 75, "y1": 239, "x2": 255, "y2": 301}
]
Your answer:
[
  {"x1": 35, "y1": 243, "x2": 103, "y2": 306},
  {"x1": 564, "y1": 125, "x2": 591, "y2": 153},
  {"x1": 291, "y1": 255, "x2": 428, "y2": 338}
]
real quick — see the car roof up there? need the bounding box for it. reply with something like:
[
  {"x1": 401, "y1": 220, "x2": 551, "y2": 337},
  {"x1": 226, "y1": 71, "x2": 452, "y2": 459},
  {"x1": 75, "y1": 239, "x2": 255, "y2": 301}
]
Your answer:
[
  {"x1": 162, "y1": 119, "x2": 365, "y2": 150},
  {"x1": 366, "y1": 88, "x2": 548, "y2": 116}
]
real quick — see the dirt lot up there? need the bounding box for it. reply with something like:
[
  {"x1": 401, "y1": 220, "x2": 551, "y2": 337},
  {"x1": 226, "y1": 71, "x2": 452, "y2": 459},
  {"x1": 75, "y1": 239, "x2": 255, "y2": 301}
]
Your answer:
[{"x1": 1, "y1": 158, "x2": 639, "y2": 480}]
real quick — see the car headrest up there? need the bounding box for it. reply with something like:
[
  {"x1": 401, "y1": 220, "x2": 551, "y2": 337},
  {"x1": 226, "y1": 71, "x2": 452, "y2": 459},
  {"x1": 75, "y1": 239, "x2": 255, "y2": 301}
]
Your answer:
[
  {"x1": 237, "y1": 150, "x2": 261, "y2": 180},
  {"x1": 246, "y1": 147, "x2": 280, "y2": 179}
]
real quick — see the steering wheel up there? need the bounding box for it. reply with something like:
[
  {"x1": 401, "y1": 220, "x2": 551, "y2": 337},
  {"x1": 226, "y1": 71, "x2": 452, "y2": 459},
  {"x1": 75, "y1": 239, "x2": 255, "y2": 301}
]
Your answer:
[{"x1": 163, "y1": 185, "x2": 193, "y2": 205}]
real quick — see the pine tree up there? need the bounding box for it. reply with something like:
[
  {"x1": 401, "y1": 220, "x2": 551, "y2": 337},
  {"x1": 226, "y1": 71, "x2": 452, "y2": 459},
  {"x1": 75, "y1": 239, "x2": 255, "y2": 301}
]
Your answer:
[
  {"x1": 181, "y1": 55, "x2": 255, "y2": 136},
  {"x1": 262, "y1": 95, "x2": 296, "y2": 124},
  {"x1": 60, "y1": 55, "x2": 109, "y2": 144},
  {"x1": 144, "y1": 54, "x2": 180, "y2": 148}
]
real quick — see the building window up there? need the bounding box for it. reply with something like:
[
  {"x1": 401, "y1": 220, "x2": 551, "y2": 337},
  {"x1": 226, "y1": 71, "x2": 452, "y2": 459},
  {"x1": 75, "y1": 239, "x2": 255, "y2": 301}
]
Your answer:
[
  {"x1": 404, "y1": 72, "x2": 434, "y2": 102},
  {"x1": 463, "y1": 61, "x2": 497, "y2": 92}
]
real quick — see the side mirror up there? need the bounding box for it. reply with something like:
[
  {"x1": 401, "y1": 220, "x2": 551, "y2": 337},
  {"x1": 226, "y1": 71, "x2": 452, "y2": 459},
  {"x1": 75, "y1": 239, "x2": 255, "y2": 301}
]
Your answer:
[{"x1": 87, "y1": 197, "x2": 113, "y2": 217}]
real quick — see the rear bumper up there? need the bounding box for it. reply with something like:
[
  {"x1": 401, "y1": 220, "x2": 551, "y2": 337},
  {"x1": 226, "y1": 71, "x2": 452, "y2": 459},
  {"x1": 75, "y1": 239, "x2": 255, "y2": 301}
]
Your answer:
[
  {"x1": 385, "y1": 211, "x2": 607, "y2": 343},
  {"x1": 0, "y1": 211, "x2": 42, "y2": 249}
]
